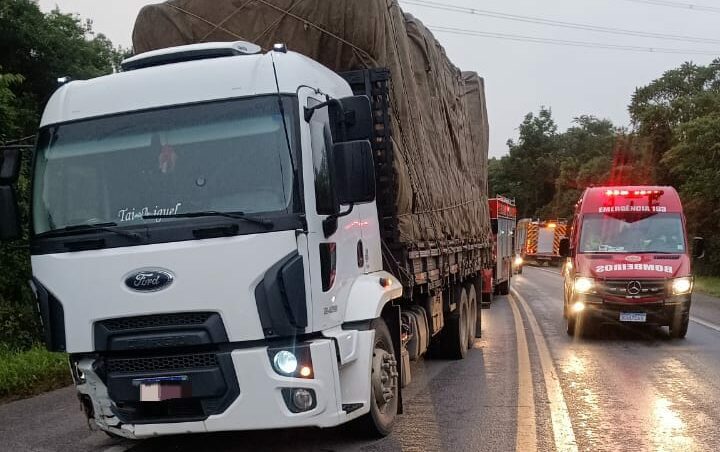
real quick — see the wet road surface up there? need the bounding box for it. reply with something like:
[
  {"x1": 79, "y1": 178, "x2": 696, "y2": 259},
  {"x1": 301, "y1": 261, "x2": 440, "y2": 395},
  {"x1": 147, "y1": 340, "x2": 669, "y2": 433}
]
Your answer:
[{"x1": 2, "y1": 266, "x2": 720, "y2": 451}]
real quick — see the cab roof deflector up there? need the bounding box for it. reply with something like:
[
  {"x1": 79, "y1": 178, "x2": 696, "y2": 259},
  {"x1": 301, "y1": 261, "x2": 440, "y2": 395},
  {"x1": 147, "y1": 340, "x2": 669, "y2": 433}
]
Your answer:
[{"x1": 121, "y1": 41, "x2": 262, "y2": 72}]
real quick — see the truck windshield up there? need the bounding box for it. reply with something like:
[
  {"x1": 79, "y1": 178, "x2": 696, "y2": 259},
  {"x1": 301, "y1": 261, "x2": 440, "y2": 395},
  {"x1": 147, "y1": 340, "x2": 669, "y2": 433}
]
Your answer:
[
  {"x1": 32, "y1": 95, "x2": 298, "y2": 235},
  {"x1": 579, "y1": 213, "x2": 685, "y2": 253}
]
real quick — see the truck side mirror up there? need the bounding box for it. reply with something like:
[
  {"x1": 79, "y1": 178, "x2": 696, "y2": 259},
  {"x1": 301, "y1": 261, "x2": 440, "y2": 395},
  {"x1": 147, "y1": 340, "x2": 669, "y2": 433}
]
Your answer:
[
  {"x1": 0, "y1": 186, "x2": 21, "y2": 241},
  {"x1": 0, "y1": 148, "x2": 22, "y2": 184},
  {"x1": 559, "y1": 238, "x2": 571, "y2": 258},
  {"x1": 333, "y1": 140, "x2": 376, "y2": 205},
  {"x1": 693, "y1": 237, "x2": 705, "y2": 259},
  {"x1": 330, "y1": 95, "x2": 373, "y2": 142},
  {"x1": 0, "y1": 149, "x2": 22, "y2": 241}
]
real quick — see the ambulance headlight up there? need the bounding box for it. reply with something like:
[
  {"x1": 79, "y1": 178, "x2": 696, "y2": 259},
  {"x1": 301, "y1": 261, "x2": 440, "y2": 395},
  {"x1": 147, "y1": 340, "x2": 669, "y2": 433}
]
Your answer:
[
  {"x1": 671, "y1": 277, "x2": 692, "y2": 295},
  {"x1": 574, "y1": 277, "x2": 595, "y2": 294}
]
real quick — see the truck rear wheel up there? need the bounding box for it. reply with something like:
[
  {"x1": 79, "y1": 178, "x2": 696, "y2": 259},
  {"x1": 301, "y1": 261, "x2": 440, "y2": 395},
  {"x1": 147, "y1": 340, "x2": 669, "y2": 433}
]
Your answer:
[
  {"x1": 431, "y1": 285, "x2": 469, "y2": 360},
  {"x1": 357, "y1": 318, "x2": 398, "y2": 437},
  {"x1": 466, "y1": 282, "x2": 479, "y2": 344}
]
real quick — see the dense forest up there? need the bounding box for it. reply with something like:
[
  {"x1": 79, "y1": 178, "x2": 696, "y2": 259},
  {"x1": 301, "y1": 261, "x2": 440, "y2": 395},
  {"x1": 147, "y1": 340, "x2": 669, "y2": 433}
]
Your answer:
[
  {"x1": 0, "y1": 0, "x2": 125, "y2": 349},
  {"x1": 1, "y1": 0, "x2": 719, "y2": 352},
  {"x1": 489, "y1": 61, "x2": 720, "y2": 276}
]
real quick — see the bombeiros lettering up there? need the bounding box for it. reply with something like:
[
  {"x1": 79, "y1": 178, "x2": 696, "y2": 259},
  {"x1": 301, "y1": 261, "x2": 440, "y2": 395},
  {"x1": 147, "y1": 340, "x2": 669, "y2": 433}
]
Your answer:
[{"x1": 595, "y1": 264, "x2": 673, "y2": 274}]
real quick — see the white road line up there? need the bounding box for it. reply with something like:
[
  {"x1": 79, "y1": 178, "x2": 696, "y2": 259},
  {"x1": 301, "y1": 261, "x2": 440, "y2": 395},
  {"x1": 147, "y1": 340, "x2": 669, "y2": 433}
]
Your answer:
[
  {"x1": 103, "y1": 445, "x2": 133, "y2": 452},
  {"x1": 511, "y1": 288, "x2": 578, "y2": 452},
  {"x1": 526, "y1": 266, "x2": 563, "y2": 277},
  {"x1": 508, "y1": 291, "x2": 538, "y2": 452},
  {"x1": 690, "y1": 316, "x2": 720, "y2": 333}
]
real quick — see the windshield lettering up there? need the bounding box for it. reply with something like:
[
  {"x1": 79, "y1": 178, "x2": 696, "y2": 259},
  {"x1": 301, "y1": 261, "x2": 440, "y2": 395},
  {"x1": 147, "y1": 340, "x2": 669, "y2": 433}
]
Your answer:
[
  {"x1": 118, "y1": 203, "x2": 183, "y2": 223},
  {"x1": 598, "y1": 205, "x2": 667, "y2": 213}
]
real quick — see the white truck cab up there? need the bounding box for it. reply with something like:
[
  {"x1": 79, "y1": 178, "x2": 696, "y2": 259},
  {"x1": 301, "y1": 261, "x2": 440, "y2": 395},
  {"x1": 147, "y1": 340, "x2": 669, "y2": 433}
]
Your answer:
[{"x1": 0, "y1": 42, "x2": 403, "y2": 438}]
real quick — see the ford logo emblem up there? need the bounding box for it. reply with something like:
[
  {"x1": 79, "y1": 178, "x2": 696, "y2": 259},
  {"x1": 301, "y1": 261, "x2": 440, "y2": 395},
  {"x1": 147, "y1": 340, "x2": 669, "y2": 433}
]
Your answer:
[{"x1": 125, "y1": 269, "x2": 174, "y2": 292}]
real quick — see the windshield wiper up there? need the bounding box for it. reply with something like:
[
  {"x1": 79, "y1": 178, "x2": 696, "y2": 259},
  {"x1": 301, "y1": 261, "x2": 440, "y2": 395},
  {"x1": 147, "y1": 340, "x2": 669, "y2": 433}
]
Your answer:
[
  {"x1": 38, "y1": 223, "x2": 143, "y2": 241},
  {"x1": 143, "y1": 211, "x2": 274, "y2": 229}
]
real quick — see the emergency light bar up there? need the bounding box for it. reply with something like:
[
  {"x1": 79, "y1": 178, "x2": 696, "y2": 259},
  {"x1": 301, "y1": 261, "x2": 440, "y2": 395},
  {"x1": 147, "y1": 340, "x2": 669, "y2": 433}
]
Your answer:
[{"x1": 604, "y1": 189, "x2": 664, "y2": 197}]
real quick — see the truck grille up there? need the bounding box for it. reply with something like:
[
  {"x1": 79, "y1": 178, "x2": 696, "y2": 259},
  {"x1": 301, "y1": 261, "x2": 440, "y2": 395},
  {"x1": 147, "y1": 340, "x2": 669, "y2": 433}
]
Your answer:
[
  {"x1": 106, "y1": 353, "x2": 218, "y2": 374},
  {"x1": 100, "y1": 313, "x2": 213, "y2": 331},
  {"x1": 597, "y1": 280, "x2": 666, "y2": 299}
]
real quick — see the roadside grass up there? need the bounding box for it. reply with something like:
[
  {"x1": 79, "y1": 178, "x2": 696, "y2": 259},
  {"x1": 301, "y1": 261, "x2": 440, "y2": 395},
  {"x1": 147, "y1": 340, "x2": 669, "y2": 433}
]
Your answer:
[
  {"x1": 0, "y1": 346, "x2": 71, "y2": 403},
  {"x1": 695, "y1": 276, "x2": 720, "y2": 298}
]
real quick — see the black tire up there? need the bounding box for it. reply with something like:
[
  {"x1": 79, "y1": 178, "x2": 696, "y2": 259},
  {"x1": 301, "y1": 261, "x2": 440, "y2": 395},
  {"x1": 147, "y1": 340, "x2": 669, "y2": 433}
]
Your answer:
[
  {"x1": 566, "y1": 314, "x2": 577, "y2": 336},
  {"x1": 498, "y1": 278, "x2": 510, "y2": 295},
  {"x1": 431, "y1": 286, "x2": 469, "y2": 360},
  {"x1": 466, "y1": 282, "x2": 479, "y2": 344},
  {"x1": 669, "y1": 315, "x2": 689, "y2": 339},
  {"x1": 356, "y1": 318, "x2": 398, "y2": 437},
  {"x1": 481, "y1": 290, "x2": 493, "y2": 308},
  {"x1": 517, "y1": 266, "x2": 523, "y2": 275}
]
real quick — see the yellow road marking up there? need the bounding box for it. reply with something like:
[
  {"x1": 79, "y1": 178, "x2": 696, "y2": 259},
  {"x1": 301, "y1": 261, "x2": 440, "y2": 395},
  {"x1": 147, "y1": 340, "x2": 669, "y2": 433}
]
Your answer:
[
  {"x1": 508, "y1": 293, "x2": 538, "y2": 451},
  {"x1": 512, "y1": 288, "x2": 578, "y2": 452}
]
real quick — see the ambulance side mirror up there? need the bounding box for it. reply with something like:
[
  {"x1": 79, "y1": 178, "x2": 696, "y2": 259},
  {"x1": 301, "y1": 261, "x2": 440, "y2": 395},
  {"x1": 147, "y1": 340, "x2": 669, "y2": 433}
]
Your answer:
[
  {"x1": 692, "y1": 237, "x2": 705, "y2": 259},
  {"x1": 559, "y1": 238, "x2": 571, "y2": 258}
]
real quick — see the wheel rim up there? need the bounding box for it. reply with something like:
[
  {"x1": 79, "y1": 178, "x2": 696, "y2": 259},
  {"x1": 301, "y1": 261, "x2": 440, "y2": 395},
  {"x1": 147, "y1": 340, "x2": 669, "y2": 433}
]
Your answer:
[
  {"x1": 371, "y1": 345, "x2": 398, "y2": 414},
  {"x1": 468, "y1": 296, "x2": 476, "y2": 346}
]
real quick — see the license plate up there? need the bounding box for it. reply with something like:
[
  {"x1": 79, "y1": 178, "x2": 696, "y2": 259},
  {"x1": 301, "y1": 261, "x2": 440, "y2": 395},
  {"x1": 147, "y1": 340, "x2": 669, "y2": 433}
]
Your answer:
[
  {"x1": 619, "y1": 312, "x2": 647, "y2": 323},
  {"x1": 134, "y1": 376, "x2": 190, "y2": 402}
]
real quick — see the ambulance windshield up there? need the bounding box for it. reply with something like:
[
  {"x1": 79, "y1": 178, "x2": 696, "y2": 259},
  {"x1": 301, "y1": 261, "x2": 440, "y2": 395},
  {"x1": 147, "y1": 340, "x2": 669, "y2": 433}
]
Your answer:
[{"x1": 579, "y1": 213, "x2": 685, "y2": 253}]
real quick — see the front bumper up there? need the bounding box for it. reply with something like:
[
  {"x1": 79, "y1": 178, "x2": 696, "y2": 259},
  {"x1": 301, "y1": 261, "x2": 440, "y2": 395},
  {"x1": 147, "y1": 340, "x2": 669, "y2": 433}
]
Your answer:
[
  {"x1": 572, "y1": 294, "x2": 691, "y2": 326},
  {"x1": 76, "y1": 337, "x2": 369, "y2": 439}
]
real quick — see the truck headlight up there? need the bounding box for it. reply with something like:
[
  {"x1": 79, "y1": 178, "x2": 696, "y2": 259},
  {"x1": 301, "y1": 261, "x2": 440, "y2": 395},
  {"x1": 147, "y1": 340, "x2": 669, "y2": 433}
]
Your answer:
[
  {"x1": 514, "y1": 255, "x2": 523, "y2": 266},
  {"x1": 671, "y1": 277, "x2": 692, "y2": 295},
  {"x1": 574, "y1": 277, "x2": 595, "y2": 294},
  {"x1": 268, "y1": 345, "x2": 314, "y2": 379},
  {"x1": 273, "y1": 350, "x2": 298, "y2": 375}
]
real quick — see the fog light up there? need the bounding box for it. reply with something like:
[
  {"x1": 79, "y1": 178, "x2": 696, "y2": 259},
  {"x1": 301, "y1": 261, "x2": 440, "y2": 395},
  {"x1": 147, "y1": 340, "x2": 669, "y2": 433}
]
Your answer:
[
  {"x1": 299, "y1": 366, "x2": 312, "y2": 378},
  {"x1": 292, "y1": 388, "x2": 315, "y2": 411},
  {"x1": 571, "y1": 301, "x2": 586, "y2": 313},
  {"x1": 273, "y1": 350, "x2": 298, "y2": 375}
]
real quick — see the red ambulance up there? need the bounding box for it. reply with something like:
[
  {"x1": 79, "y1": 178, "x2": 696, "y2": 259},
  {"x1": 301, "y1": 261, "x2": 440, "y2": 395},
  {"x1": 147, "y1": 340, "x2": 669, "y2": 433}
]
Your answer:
[{"x1": 560, "y1": 186, "x2": 705, "y2": 338}]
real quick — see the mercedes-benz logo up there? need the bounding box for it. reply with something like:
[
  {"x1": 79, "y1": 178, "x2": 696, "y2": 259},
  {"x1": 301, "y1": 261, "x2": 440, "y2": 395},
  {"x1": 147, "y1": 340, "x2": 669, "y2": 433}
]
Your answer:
[{"x1": 627, "y1": 280, "x2": 642, "y2": 296}]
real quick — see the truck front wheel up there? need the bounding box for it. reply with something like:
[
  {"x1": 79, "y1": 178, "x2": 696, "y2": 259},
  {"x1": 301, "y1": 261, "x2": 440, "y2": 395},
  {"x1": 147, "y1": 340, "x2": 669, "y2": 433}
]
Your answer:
[{"x1": 358, "y1": 318, "x2": 398, "y2": 437}]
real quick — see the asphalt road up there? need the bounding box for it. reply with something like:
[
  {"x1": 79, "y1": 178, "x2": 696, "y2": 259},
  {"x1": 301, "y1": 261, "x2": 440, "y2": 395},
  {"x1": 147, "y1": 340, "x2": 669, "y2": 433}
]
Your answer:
[{"x1": 3, "y1": 267, "x2": 720, "y2": 451}]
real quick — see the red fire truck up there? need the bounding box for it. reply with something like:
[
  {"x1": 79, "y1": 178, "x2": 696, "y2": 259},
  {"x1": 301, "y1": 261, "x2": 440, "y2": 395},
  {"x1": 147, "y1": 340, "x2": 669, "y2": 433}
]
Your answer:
[
  {"x1": 483, "y1": 196, "x2": 517, "y2": 304},
  {"x1": 561, "y1": 186, "x2": 705, "y2": 338}
]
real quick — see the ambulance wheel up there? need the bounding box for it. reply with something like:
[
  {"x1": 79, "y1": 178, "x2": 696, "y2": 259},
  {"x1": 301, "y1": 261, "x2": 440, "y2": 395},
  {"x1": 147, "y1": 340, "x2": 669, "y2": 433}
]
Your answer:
[
  {"x1": 669, "y1": 315, "x2": 689, "y2": 339},
  {"x1": 566, "y1": 314, "x2": 577, "y2": 336},
  {"x1": 357, "y1": 318, "x2": 398, "y2": 437}
]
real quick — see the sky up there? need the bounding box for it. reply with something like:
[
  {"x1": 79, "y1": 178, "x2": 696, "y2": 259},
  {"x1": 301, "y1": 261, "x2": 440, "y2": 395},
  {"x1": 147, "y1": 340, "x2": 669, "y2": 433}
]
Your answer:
[{"x1": 37, "y1": 0, "x2": 720, "y2": 157}]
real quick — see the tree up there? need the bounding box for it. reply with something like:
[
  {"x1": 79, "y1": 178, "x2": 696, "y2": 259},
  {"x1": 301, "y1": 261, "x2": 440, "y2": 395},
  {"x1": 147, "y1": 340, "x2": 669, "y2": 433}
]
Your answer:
[
  {"x1": 630, "y1": 60, "x2": 720, "y2": 275},
  {"x1": 490, "y1": 108, "x2": 560, "y2": 218},
  {"x1": 0, "y1": 0, "x2": 123, "y2": 349}
]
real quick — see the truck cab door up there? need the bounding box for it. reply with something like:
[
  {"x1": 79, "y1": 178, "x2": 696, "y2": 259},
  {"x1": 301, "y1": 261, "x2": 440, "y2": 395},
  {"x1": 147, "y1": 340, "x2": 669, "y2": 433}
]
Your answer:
[{"x1": 300, "y1": 90, "x2": 364, "y2": 331}]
